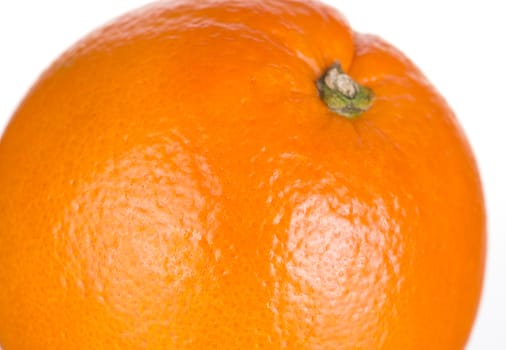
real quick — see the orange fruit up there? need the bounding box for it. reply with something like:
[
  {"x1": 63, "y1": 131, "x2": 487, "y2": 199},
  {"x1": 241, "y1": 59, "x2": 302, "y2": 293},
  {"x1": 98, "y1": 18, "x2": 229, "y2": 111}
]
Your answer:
[{"x1": 0, "y1": 0, "x2": 485, "y2": 349}]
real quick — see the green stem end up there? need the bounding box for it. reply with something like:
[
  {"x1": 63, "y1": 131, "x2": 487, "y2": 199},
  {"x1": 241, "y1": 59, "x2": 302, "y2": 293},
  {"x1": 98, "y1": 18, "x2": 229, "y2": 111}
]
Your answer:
[{"x1": 317, "y1": 62, "x2": 374, "y2": 119}]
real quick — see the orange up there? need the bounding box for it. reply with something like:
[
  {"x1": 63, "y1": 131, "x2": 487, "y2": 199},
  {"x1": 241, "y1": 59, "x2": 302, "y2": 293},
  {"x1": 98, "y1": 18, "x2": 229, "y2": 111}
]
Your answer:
[{"x1": 0, "y1": 0, "x2": 485, "y2": 349}]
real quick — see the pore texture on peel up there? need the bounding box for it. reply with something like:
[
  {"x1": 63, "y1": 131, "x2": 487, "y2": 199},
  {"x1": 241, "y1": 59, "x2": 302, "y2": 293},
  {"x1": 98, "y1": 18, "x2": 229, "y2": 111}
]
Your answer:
[{"x1": 0, "y1": 1, "x2": 485, "y2": 349}]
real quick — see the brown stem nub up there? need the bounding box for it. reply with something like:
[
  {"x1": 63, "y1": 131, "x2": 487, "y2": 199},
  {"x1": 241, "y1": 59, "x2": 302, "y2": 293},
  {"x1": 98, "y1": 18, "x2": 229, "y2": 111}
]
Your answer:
[{"x1": 317, "y1": 62, "x2": 374, "y2": 118}]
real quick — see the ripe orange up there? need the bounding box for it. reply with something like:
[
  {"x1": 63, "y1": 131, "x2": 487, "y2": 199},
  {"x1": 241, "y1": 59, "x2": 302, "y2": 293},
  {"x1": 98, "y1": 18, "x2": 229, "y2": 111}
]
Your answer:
[{"x1": 0, "y1": 0, "x2": 485, "y2": 349}]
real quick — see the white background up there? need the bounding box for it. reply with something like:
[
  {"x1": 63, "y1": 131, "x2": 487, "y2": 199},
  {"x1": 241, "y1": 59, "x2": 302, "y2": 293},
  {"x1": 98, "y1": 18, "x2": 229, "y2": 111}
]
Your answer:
[{"x1": 0, "y1": 1, "x2": 504, "y2": 348}]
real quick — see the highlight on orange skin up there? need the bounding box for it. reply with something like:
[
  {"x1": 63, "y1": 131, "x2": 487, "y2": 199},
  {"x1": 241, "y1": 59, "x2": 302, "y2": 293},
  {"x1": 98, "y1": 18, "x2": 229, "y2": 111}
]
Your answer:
[{"x1": 0, "y1": 0, "x2": 485, "y2": 349}]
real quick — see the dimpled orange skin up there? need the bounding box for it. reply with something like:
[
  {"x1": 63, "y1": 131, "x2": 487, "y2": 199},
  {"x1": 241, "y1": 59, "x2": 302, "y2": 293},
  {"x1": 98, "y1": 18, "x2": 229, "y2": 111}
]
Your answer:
[{"x1": 0, "y1": 0, "x2": 485, "y2": 349}]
